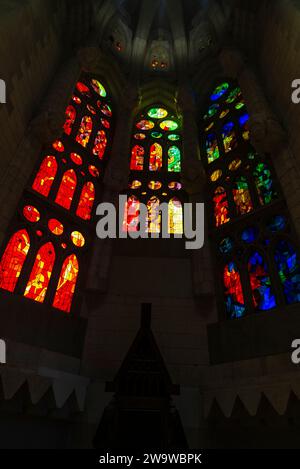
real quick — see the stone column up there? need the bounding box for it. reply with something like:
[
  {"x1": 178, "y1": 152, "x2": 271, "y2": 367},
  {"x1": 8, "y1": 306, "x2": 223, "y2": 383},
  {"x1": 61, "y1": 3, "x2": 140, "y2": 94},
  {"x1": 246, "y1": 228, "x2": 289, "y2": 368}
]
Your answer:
[
  {"x1": 219, "y1": 47, "x2": 287, "y2": 154},
  {"x1": 86, "y1": 83, "x2": 140, "y2": 292},
  {"x1": 220, "y1": 47, "x2": 300, "y2": 239},
  {"x1": 177, "y1": 85, "x2": 214, "y2": 302}
]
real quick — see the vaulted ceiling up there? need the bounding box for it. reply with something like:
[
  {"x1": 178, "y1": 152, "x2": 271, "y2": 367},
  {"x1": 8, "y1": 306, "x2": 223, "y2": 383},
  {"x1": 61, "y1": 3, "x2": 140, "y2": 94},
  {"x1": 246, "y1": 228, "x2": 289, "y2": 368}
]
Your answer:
[{"x1": 92, "y1": 0, "x2": 235, "y2": 80}]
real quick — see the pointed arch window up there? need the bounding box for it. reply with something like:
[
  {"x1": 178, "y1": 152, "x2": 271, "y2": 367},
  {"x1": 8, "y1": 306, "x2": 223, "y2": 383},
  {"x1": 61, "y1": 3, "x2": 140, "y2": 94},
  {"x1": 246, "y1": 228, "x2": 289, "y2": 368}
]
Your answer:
[
  {"x1": 123, "y1": 196, "x2": 140, "y2": 232},
  {"x1": 24, "y1": 242, "x2": 55, "y2": 303},
  {"x1": 214, "y1": 187, "x2": 230, "y2": 227},
  {"x1": 201, "y1": 80, "x2": 300, "y2": 319},
  {"x1": 93, "y1": 130, "x2": 107, "y2": 160},
  {"x1": 0, "y1": 230, "x2": 30, "y2": 292},
  {"x1": 76, "y1": 116, "x2": 93, "y2": 148},
  {"x1": 53, "y1": 255, "x2": 79, "y2": 313},
  {"x1": 149, "y1": 143, "x2": 162, "y2": 171},
  {"x1": 63, "y1": 105, "x2": 77, "y2": 135},
  {"x1": 168, "y1": 198, "x2": 183, "y2": 235},
  {"x1": 131, "y1": 145, "x2": 144, "y2": 171},
  {"x1": 126, "y1": 104, "x2": 185, "y2": 235},
  {"x1": 55, "y1": 170, "x2": 77, "y2": 210},
  {"x1": 0, "y1": 75, "x2": 114, "y2": 314},
  {"x1": 248, "y1": 251, "x2": 276, "y2": 310},
  {"x1": 224, "y1": 261, "x2": 245, "y2": 319},
  {"x1": 32, "y1": 156, "x2": 57, "y2": 197},
  {"x1": 147, "y1": 197, "x2": 161, "y2": 234},
  {"x1": 76, "y1": 182, "x2": 95, "y2": 221}
]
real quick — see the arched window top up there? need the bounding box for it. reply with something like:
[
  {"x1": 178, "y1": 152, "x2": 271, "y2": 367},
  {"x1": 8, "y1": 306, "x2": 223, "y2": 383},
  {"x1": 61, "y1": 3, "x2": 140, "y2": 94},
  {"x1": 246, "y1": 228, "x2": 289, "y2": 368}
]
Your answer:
[
  {"x1": 53, "y1": 254, "x2": 79, "y2": 313},
  {"x1": 0, "y1": 229, "x2": 30, "y2": 293},
  {"x1": 32, "y1": 156, "x2": 57, "y2": 197},
  {"x1": 24, "y1": 242, "x2": 55, "y2": 304},
  {"x1": 55, "y1": 169, "x2": 77, "y2": 210}
]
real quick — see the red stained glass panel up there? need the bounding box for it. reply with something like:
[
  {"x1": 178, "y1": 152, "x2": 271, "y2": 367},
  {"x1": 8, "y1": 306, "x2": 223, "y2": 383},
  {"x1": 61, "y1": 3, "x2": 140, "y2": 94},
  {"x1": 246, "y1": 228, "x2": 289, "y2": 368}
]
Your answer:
[
  {"x1": 63, "y1": 105, "x2": 76, "y2": 136},
  {"x1": 55, "y1": 170, "x2": 77, "y2": 210},
  {"x1": 0, "y1": 230, "x2": 30, "y2": 292},
  {"x1": 130, "y1": 145, "x2": 144, "y2": 171},
  {"x1": 93, "y1": 130, "x2": 107, "y2": 160},
  {"x1": 76, "y1": 182, "x2": 95, "y2": 220},
  {"x1": 53, "y1": 255, "x2": 79, "y2": 313},
  {"x1": 76, "y1": 116, "x2": 93, "y2": 148},
  {"x1": 32, "y1": 156, "x2": 57, "y2": 197},
  {"x1": 24, "y1": 242, "x2": 55, "y2": 303},
  {"x1": 214, "y1": 186, "x2": 230, "y2": 227}
]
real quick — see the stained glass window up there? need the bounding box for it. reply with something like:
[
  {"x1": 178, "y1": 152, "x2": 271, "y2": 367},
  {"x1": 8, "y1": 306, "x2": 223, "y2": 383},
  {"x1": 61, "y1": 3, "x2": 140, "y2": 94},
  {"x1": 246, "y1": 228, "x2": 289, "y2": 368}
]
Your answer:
[
  {"x1": 24, "y1": 242, "x2": 55, "y2": 303},
  {"x1": 214, "y1": 187, "x2": 230, "y2": 227},
  {"x1": 76, "y1": 116, "x2": 93, "y2": 148},
  {"x1": 32, "y1": 156, "x2": 57, "y2": 197},
  {"x1": 206, "y1": 134, "x2": 220, "y2": 164},
  {"x1": 0, "y1": 74, "x2": 114, "y2": 316},
  {"x1": 131, "y1": 145, "x2": 144, "y2": 171},
  {"x1": 168, "y1": 146, "x2": 181, "y2": 172},
  {"x1": 123, "y1": 196, "x2": 140, "y2": 232},
  {"x1": 0, "y1": 230, "x2": 30, "y2": 292},
  {"x1": 275, "y1": 240, "x2": 300, "y2": 304},
  {"x1": 224, "y1": 262, "x2": 245, "y2": 319},
  {"x1": 222, "y1": 122, "x2": 237, "y2": 153},
  {"x1": 55, "y1": 170, "x2": 77, "y2": 210},
  {"x1": 63, "y1": 105, "x2": 76, "y2": 136},
  {"x1": 126, "y1": 104, "x2": 184, "y2": 235},
  {"x1": 76, "y1": 182, "x2": 95, "y2": 221},
  {"x1": 233, "y1": 177, "x2": 253, "y2": 216},
  {"x1": 93, "y1": 130, "x2": 107, "y2": 160},
  {"x1": 201, "y1": 80, "x2": 297, "y2": 319},
  {"x1": 53, "y1": 255, "x2": 79, "y2": 313},
  {"x1": 149, "y1": 143, "x2": 163, "y2": 171},
  {"x1": 248, "y1": 252, "x2": 276, "y2": 310},
  {"x1": 168, "y1": 198, "x2": 183, "y2": 235},
  {"x1": 147, "y1": 197, "x2": 161, "y2": 234},
  {"x1": 254, "y1": 162, "x2": 277, "y2": 205}
]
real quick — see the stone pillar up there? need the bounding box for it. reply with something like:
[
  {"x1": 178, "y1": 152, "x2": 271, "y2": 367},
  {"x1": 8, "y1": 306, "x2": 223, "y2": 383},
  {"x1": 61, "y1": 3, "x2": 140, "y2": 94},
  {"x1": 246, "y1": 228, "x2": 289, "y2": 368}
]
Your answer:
[
  {"x1": 220, "y1": 47, "x2": 300, "y2": 239},
  {"x1": 219, "y1": 47, "x2": 287, "y2": 154},
  {"x1": 86, "y1": 84, "x2": 140, "y2": 292},
  {"x1": 177, "y1": 85, "x2": 214, "y2": 302}
]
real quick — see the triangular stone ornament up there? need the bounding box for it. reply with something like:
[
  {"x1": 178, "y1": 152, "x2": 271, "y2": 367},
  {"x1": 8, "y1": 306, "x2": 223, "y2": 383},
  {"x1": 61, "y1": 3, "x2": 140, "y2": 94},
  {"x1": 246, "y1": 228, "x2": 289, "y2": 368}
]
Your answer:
[
  {"x1": 0, "y1": 367, "x2": 27, "y2": 400},
  {"x1": 27, "y1": 375, "x2": 52, "y2": 405},
  {"x1": 238, "y1": 388, "x2": 262, "y2": 416},
  {"x1": 214, "y1": 388, "x2": 237, "y2": 418},
  {"x1": 263, "y1": 384, "x2": 291, "y2": 415}
]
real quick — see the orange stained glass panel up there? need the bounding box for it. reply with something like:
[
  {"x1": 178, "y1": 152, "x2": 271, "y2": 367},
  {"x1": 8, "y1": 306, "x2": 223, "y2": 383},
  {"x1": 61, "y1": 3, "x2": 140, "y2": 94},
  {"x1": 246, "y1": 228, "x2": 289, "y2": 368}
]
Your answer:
[
  {"x1": 76, "y1": 116, "x2": 93, "y2": 148},
  {"x1": 93, "y1": 130, "x2": 107, "y2": 160},
  {"x1": 149, "y1": 143, "x2": 163, "y2": 171},
  {"x1": 76, "y1": 182, "x2": 95, "y2": 220},
  {"x1": 32, "y1": 156, "x2": 57, "y2": 197},
  {"x1": 168, "y1": 198, "x2": 183, "y2": 235},
  {"x1": 123, "y1": 196, "x2": 140, "y2": 232},
  {"x1": 53, "y1": 255, "x2": 79, "y2": 313},
  {"x1": 24, "y1": 242, "x2": 55, "y2": 303},
  {"x1": 0, "y1": 230, "x2": 30, "y2": 292},
  {"x1": 55, "y1": 169, "x2": 77, "y2": 210},
  {"x1": 130, "y1": 145, "x2": 144, "y2": 171},
  {"x1": 63, "y1": 105, "x2": 76, "y2": 135}
]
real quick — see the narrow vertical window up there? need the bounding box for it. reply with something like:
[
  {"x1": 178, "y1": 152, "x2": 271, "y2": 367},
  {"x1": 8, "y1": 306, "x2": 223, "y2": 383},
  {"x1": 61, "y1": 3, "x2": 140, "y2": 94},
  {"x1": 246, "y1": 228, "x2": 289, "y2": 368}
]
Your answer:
[
  {"x1": 0, "y1": 230, "x2": 30, "y2": 292},
  {"x1": 55, "y1": 170, "x2": 77, "y2": 210},
  {"x1": 275, "y1": 240, "x2": 300, "y2": 304},
  {"x1": 123, "y1": 196, "x2": 140, "y2": 232},
  {"x1": 24, "y1": 242, "x2": 55, "y2": 303},
  {"x1": 233, "y1": 177, "x2": 253, "y2": 216},
  {"x1": 168, "y1": 198, "x2": 183, "y2": 235},
  {"x1": 53, "y1": 255, "x2": 79, "y2": 313},
  {"x1": 93, "y1": 130, "x2": 107, "y2": 160},
  {"x1": 214, "y1": 187, "x2": 230, "y2": 227},
  {"x1": 76, "y1": 182, "x2": 95, "y2": 221},
  {"x1": 147, "y1": 197, "x2": 161, "y2": 234},
  {"x1": 63, "y1": 105, "x2": 77, "y2": 136},
  {"x1": 32, "y1": 156, "x2": 57, "y2": 197},
  {"x1": 149, "y1": 143, "x2": 163, "y2": 171},
  {"x1": 224, "y1": 262, "x2": 245, "y2": 319},
  {"x1": 131, "y1": 145, "x2": 144, "y2": 171},
  {"x1": 76, "y1": 116, "x2": 93, "y2": 148},
  {"x1": 248, "y1": 251, "x2": 276, "y2": 310}
]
